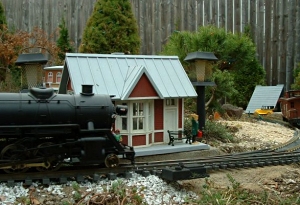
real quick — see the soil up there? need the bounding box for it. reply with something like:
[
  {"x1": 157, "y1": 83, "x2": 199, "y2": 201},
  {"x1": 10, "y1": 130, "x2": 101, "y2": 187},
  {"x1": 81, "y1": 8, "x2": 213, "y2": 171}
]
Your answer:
[{"x1": 178, "y1": 113, "x2": 300, "y2": 199}]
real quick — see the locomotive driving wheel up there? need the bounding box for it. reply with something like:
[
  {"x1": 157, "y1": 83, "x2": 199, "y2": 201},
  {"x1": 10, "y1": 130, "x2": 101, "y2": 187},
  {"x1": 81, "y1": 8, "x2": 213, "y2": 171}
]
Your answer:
[
  {"x1": 0, "y1": 144, "x2": 29, "y2": 173},
  {"x1": 35, "y1": 142, "x2": 62, "y2": 172},
  {"x1": 105, "y1": 154, "x2": 120, "y2": 168}
]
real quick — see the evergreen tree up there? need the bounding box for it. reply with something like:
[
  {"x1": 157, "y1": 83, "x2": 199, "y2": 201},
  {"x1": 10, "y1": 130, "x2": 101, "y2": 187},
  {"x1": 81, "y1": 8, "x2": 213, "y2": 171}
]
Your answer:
[
  {"x1": 0, "y1": 2, "x2": 6, "y2": 30},
  {"x1": 291, "y1": 63, "x2": 300, "y2": 90},
  {"x1": 161, "y1": 26, "x2": 265, "y2": 110},
  {"x1": 57, "y1": 17, "x2": 74, "y2": 63},
  {"x1": 79, "y1": 0, "x2": 140, "y2": 54}
]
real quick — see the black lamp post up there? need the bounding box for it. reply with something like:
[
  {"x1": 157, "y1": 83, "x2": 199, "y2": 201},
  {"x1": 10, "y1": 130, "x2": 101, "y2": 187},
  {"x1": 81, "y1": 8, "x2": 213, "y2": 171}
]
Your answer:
[
  {"x1": 15, "y1": 53, "x2": 48, "y2": 92},
  {"x1": 184, "y1": 51, "x2": 218, "y2": 131}
]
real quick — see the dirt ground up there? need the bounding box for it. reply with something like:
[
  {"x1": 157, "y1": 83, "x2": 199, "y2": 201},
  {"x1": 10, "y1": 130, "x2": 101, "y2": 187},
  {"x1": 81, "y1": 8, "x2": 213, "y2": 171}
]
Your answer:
[
  {"x1": 180, "y1": 113, "x2": 300, "y2": 198},
  {"x1": 184, "y1": 164, "x2": 300, "y2": 197}
]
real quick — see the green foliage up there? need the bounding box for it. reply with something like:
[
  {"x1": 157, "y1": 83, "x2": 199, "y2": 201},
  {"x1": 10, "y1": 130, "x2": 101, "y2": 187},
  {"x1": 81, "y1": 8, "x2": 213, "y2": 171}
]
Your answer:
[
  {"x1": 0, "y1": 1, "x2": 7, "y2": 30},
  {"x1": 60, "y1": 201, "x2": 72, "y2": 205},
  {"x1": 0, "y1": 67, "x2": 21, "y2": 92},
  {"x1": 108, "y1": 179, "x2": 146, "y2": 205},
  {"x1": 243, "y1": 24, "x2": 253, "y2": 41},
  {"x1": 16, "y1": 196, "x2": 30, "y2": 205},
  {"x1": 71, "y1": 181, "x2": 80, "y2": 191},
  {"x1": 161, "y1": 25, "x2": 265, "y2": 109},
  {"x1": 202, "y1": 120, "x2": 234, "y2": 143},
  {"x1": 79, "y1": 0, "x2": 140, "y2": 54},
  {"x1": 57, "y1": 17, "x2": 74, "y2": 63},
  {"x1": 111, "y1": 179, "x2": 127, "y2": 197},
  {"x1": 73, "y1": 191, "x2": 82, "y2": 201},
  {"x1": 184, "y1": 98, "x2": 197, "y2": 114},
  {"x1": 224, "y1": 34, "x2": 266, "y2": 107},
  {"x1": 206, "y1": 69, "x2": 238, "y2": 114},
  {"x1": 71, "y1": 182, "x2": 82, "y2": 202},
  {"x1": 291, "y1": 62, "x2": 300, "y2": 90},
  {"x1": 184, "y1": 116, "x2": 193, "y2": 132}
]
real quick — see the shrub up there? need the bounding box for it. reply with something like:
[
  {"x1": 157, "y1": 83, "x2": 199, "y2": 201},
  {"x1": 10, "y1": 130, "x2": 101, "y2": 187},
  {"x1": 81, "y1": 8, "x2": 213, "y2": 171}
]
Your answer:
[
  {"x1": 79, "y1": 0, "x2": 140, "y2": 54},
  {"x1": 202, "y1": 120, "x2": 234, "y2": 143}
]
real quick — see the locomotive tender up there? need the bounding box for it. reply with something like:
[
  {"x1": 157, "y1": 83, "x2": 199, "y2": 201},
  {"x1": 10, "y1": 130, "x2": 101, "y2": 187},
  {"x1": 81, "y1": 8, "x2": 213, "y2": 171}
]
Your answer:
[{"x1": 0, "y1": 85, "x2": 135, "y2": 173}]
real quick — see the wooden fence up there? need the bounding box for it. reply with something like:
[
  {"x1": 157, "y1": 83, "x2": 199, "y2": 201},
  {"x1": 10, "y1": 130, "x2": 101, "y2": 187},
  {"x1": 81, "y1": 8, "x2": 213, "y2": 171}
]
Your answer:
[{"x1": 1, "y1": 0, "x2": 300, "y2": 90}]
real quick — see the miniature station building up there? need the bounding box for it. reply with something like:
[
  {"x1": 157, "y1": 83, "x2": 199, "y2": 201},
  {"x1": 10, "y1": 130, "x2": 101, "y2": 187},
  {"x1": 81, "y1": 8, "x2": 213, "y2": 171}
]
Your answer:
[
  {"x1": 245, "y1": 84, "x2": 284, "y2": 113},
  {"x1": 58, "y1": 53, "x2": 199, "y2": 147}
]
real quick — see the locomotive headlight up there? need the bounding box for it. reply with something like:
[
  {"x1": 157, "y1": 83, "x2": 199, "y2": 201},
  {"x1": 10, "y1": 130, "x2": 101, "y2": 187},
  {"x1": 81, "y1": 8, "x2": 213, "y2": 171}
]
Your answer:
[{"x1": 115, "y1": 105, "x2": 128, "y2": 116}]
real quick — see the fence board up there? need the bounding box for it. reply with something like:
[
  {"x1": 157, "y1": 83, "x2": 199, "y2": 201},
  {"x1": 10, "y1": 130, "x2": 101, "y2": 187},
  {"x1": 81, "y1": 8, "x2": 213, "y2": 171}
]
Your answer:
[
  {"x1": 265, "y1": 1, "x2": 272, "y2": 85},
  {"x1": 286, "y1": 0, "x2": 296, "y2": 89},
  {"x1": 218, "y1": 0, "x2": 226, "y2": 28},
  {"x1": 257, "y1": 0, "x2": 264, "y2": 71},
  {"x1": 272, "y1": 0, "x2": 279, "y2": 85},
  {"x1": 1, "y1": 0, "x2": 300, "y2": 90},
  {"x1": 233, "y1": 0, "x2": 241, "y2": 33},
  {"x1": 197, "y1": 0, "x2": 204, "y2": 27},
  {"x1": 277, "y1": 0, "x2": 285, "y2": 84},
  {"x1": 282, "y1": 0, "x2": 288, "y2": 87}
]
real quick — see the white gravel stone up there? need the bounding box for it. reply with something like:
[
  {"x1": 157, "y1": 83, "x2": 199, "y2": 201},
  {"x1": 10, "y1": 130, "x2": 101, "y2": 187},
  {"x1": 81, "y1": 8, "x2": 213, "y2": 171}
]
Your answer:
[{"x1": 0, "y1": 173, "x2": 198, "y2": 205}]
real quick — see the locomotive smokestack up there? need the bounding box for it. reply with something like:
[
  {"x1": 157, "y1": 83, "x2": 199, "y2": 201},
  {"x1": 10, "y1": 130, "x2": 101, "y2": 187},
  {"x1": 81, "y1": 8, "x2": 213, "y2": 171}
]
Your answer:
[{"x1": 81, "y1": 84, "x2": 94, "y2": 96}]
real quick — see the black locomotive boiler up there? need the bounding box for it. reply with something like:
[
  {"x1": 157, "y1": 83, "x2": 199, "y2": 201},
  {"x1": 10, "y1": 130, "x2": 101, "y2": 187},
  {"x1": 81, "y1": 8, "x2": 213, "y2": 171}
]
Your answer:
[{"x1": 0, "y1": 85, "x2": 135, "y2": 173}]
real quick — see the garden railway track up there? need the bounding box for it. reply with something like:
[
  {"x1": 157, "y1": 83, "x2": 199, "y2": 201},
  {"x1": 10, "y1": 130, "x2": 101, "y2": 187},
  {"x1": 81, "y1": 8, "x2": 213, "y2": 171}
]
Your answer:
[{"x1": 0, "y1": 132, "x2": 300, "y2": 185}]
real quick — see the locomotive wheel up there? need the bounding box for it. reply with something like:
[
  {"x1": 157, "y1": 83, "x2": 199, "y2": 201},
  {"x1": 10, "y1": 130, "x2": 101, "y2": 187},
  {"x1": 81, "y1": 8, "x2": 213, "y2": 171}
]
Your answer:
[
  {"x1": 104, "y1": 154, "x2": 120, "y2": 168},
  {"x1": 1, "y1": 144, "x2": 29, "y2": 173},
  {"x1": 35, "y1": 142, "x2": 62, "y2": 172}
]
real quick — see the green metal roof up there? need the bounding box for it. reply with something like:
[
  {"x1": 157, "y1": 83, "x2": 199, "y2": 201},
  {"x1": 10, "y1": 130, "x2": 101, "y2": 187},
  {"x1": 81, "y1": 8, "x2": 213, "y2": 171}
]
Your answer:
[{"x1": 59, "y1": 53, "x2": 197, "y2": 100}]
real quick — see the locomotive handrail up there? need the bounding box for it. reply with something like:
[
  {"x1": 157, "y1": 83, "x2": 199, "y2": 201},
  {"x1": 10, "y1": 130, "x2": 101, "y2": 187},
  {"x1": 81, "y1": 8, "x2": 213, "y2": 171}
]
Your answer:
[
  {"x1": 79, "y1": 128, "x2": 112, "y2": 132},
  {"x1": 0, "y1": 124, "x2": 80, "y2": 129}
]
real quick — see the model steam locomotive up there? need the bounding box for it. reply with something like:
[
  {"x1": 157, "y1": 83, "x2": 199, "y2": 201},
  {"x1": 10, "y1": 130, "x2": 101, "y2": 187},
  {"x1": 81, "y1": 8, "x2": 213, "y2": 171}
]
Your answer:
[{"x1": 0, "y1": 85, "x2": 135, "y2": 173}]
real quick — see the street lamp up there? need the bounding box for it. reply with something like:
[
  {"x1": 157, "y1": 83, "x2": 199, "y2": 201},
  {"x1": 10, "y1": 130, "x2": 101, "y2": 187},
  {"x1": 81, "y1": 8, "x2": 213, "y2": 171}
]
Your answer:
[
  {"x1": 15, "y1": 53, "x2": 48, "y2": 92},
  {"x1": 184, "y1": 51, "x2": 218, "y2": 130}
]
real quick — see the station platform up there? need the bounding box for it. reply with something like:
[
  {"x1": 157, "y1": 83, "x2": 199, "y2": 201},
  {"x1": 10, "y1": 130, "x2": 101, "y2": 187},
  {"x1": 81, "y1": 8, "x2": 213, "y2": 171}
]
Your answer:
[{"x1": 134, "y1": 142, "x2": 210, "y2": 157}]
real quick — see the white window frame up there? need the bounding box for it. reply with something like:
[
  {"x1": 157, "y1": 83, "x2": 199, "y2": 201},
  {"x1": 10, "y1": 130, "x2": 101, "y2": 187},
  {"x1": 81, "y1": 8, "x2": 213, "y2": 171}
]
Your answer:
[
  {"x1": 165, "y1": 98, "x2": 176, "y2": 107},
  {"x1": 115, "y1": 100, "x2": 153, "y2": 134},
  {"x1": 132, "y1": 102, "x2": 145, "y2": 131},
  {"x1": 47, "y1": 72, "x2": 53, "y2": 83},
  {"x1": 56, "y1": 72, "x2": 62, "y2": 83}
]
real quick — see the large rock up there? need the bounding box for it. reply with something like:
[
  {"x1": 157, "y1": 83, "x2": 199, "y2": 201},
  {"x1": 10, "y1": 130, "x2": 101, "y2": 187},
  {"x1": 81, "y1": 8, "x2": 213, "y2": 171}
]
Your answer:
[{"x1": 222, "y1": 104, "x2": 244, "y2": 119}]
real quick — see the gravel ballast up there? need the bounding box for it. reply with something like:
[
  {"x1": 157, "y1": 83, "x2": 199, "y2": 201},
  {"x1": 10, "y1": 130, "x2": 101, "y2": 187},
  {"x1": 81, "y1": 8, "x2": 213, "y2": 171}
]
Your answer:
[{"x1": 0, "y1": 173, "x2": 199, "y2": 204}]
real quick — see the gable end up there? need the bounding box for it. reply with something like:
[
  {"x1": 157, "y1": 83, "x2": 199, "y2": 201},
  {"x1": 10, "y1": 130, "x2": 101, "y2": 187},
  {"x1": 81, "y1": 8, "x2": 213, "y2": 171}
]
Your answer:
[{"x1": 129, "y1": 74, "x2": 158, "y2": 98}]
